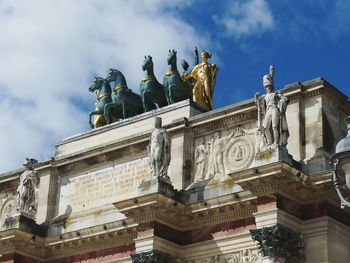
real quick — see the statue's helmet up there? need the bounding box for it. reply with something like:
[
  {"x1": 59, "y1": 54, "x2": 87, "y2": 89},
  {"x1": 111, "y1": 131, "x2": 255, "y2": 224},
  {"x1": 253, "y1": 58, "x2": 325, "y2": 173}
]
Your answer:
[
  {"x1": 23, "y1": 158, "x2": 38, "y2": 170},
  {"x1": 263, "y1": 65, "x2": 274, "y2": 89},
  {"x1": 263, "y1": 74, "x2": 274, "y2": 88}
]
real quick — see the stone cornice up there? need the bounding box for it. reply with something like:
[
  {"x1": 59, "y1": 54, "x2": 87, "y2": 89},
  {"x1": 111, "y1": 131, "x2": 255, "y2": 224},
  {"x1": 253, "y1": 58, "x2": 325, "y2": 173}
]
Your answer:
[
  {"x1": 229, "y1": 162, "x2": 337, "y2": 203},
  {"x1": 0, "y1": 220, "x2": 137, "y2": 261},
  {"x1": 114, "y1": 186, "x2": 257, "y2": 231}
]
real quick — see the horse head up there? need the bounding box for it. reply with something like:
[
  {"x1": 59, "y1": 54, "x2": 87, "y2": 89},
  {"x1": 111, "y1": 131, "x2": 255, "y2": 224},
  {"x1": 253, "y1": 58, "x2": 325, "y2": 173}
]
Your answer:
[
  {"x1": 167, "y1": 49, "x2": 177, "y2": 66},
  {"x1": 106, "y1": 69, "x2": 119, "y2": 82},
  {"x1": 88, "y1": 77, "x2": 106, "y2": 93},
  {"x1": 142, "y1": 55, "x2": 153, "y2": 72},
  {"x1": 106, "y1": 68, "x2": 127, "y2": 87}
]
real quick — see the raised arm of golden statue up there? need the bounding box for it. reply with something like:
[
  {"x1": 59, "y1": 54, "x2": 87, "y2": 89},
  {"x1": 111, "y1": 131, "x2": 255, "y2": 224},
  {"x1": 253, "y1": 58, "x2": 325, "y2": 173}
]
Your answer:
[{"x1": 183, "y1": 48, "x2": 218, "y2": 110}]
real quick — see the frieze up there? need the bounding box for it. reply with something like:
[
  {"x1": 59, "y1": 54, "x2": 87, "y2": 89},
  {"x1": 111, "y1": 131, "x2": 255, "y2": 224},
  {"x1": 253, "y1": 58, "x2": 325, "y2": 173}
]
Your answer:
[
  {"x1": 193, "y1": 125, "x2": 256, "y2": 183},
  {"x1": 225, "y1": 249, "x2": 261, "y2": 263},
  {"x1": 192, "y1": 111, "x2": 257, "y2": 137}
]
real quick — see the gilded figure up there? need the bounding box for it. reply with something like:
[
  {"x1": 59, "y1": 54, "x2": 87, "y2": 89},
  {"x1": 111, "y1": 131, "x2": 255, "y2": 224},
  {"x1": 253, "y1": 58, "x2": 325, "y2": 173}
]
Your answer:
[{"x1": 183, "y1": 48, "x2": 218, "y2": 110}]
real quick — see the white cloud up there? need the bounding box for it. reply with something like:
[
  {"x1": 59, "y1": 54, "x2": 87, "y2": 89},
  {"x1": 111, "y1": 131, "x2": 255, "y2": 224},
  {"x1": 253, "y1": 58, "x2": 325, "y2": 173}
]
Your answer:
[
  {"x1": 214, "y1": 0, "x2": 274, "y2": 38},
  {"x1": 0, "y1": 0, "x2": 208, "y2": 173}
]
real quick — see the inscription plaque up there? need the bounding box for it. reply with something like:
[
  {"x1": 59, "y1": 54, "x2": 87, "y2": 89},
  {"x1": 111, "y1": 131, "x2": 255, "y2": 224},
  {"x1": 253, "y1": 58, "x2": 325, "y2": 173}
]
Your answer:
[{"x1": 59, "y1": 157, "x2": 150, "y2": 213}]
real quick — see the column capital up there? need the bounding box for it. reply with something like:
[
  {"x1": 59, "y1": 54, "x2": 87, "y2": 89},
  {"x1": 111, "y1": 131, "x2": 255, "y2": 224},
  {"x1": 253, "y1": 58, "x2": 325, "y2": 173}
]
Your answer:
[
  {"x1": 250, "y1": 224, "x2": 302, "y2": 262},
  {"x1": 131, "y1": 250, "x2": 174, "y2": 263}
]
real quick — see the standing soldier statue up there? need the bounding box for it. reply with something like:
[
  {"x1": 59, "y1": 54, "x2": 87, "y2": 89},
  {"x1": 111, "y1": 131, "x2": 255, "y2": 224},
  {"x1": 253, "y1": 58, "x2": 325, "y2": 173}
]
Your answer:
[
  {"x1": 255, "y1": 65, "x2": 289, "y2": 148},
  {"x1": 148, "y1": 117, "x2": 172, "y2": 179}
]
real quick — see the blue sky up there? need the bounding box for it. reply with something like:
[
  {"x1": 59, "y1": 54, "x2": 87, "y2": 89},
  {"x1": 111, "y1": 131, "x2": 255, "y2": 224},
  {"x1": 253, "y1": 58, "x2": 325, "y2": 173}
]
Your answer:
[{"x1": 0, "y1": 0, "x2": 349, "y2": 173}]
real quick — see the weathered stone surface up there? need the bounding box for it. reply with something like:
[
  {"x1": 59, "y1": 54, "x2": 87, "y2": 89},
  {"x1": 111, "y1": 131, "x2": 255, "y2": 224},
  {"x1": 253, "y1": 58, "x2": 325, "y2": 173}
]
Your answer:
[{"x1": 0, "y1": 79, "x2": 349, "y2": 262}]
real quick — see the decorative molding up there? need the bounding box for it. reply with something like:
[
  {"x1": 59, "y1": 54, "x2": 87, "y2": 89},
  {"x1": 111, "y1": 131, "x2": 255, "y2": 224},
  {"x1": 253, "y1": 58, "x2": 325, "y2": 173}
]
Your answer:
[
  {"x1": 57, "y1": 142, "x2": 149, "y2": 174},
  {"x1": 192, "y1": 112, "x2": 257, "y2": 137},
  {"x1": 119, "y1": 193, "x2": 257, "y2": 231}
]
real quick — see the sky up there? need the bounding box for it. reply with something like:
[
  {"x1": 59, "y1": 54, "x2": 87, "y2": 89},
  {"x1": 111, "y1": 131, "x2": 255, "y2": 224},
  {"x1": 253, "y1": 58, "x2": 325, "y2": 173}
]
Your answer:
[{"x1": 1, "y1": 0, "x2": 350, "y2": 173}]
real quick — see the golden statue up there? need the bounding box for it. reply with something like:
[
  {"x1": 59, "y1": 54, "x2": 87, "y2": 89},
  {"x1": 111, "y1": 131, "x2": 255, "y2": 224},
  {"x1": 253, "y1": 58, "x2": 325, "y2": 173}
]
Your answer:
[{"x1": 183, "y1": 48, "x2": 218, "y2": 110}]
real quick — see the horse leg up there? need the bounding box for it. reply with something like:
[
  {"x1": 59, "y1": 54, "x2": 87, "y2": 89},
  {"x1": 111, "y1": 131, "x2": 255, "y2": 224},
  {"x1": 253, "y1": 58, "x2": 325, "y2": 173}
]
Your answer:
[
  {"x1": 156, "y1": 84, "x2": 168, "y2": 107},
  {"x1": 169, "y1": 85, "x2": 180, "y2": 104},
  {"x1": 163, "y1": 83, "x2": 171, "y2": 105},
  {"x1": 104, "y1": 103, "x2": 114, "y2": 124},
  {"x1": 89, "y1": 110, "x2": 100, "y2": 129},
  {"x1": 135, "y1": 94, "x2": 144, "y2": 115},
  {"x1": 122, "y1": 100, "x2": 128, "y2": 119},
  {"x1": 142, "y1": 92, "x2": 157, "y2": 112}
]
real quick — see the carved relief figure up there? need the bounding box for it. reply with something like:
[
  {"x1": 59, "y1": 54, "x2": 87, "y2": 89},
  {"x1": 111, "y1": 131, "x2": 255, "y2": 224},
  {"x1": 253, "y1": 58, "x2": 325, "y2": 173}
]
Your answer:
[
  {"x1": 16, "y1": 158, "x2": 38, "y2": 215},
  {"x1": 225, "y1": 249, "x2": 260, "y2": 263},
  {"x1": 184, "y1": 48, "x2": 218, "y2": 110},
  {"x1": 194, "y1": 126, "x2": 257, "y2": 182},
  {"x1": 194, "y1": 138, "x2": 209, "y2": 182},
  {"x1": 208, "y1": 131, "x2": 226, "y2": 177},
  {"x1": 255, "y1": 65, "x2": 289, "y2": 147},
  {"x1": 148, "y1": 117, "x2": 171, "y2": 178}
]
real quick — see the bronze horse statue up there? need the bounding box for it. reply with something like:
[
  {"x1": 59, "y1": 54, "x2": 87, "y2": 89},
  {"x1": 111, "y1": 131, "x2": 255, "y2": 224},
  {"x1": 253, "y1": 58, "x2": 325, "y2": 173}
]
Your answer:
[
  {"x1": 88, "y1": 77, "x2": 112, "y2": 129},
  {"x1": 139, "y1": 55, "x2": 168, "y2": 112},
  {"x1": 163, "y1": 49, "x2": 193, "y2": 104},
  {"x1": 104, "y1": 69, "x2": 144, "y2": 124}
]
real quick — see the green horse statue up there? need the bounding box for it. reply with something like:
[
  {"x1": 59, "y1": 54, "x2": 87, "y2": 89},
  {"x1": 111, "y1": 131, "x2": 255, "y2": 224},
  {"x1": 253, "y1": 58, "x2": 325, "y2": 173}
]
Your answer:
[
  {"x1": 104, "y1": 69, "x2": 144, "y2": 124},
  {"x1": 88, "y1": 77, "x2": 112, "y2": 129},
  {"x1": 163, "y1": 49, "x2": 193, "y2": 104},
  {"x1": 139, "y1": 55, "x2": 168, "y2": 112}
]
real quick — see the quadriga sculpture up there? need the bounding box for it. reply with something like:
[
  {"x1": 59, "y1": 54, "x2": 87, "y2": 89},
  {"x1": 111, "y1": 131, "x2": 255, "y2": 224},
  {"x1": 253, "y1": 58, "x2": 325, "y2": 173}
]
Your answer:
[
  {"x1": 104, "y1": 69, "x2": 144, "y2": 124},
  {"x1": 163, "y1": 49, "x2": 193, "y2": 104},
  {"x1": 140, "y1": 55, "x2": 168, "y2": 112},
  {"x1": 88, "y1": 77, "x2": 112, "y2": 129}
]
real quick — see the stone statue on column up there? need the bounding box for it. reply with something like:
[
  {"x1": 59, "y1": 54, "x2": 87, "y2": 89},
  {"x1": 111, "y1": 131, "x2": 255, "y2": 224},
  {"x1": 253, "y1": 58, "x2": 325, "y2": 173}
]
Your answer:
[
  {"x1": 255, "y1": 65, "x2": 289, "y2": 148},
  {"x1": 148, "y1": 117, "x2": 171, "y2": 178},
  {"x1": 16, "y1": 158, "x2": 38, "y2": 216}
]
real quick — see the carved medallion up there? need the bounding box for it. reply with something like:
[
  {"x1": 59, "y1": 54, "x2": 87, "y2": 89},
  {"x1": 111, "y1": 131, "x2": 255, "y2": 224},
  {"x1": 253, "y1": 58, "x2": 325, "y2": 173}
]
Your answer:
[
  {"x1": 225, "y1": 137, "x2": 254, "y2": 173},
  {"x1": 0, "y1": 197, "x2": 16, "y2": 222}
]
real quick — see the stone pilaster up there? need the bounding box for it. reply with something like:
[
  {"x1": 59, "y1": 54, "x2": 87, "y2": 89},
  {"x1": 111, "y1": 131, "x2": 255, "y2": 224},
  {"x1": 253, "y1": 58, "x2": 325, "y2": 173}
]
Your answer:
[{"x1": 250, "y1": 224, "x2": 302, "y2": 263}]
